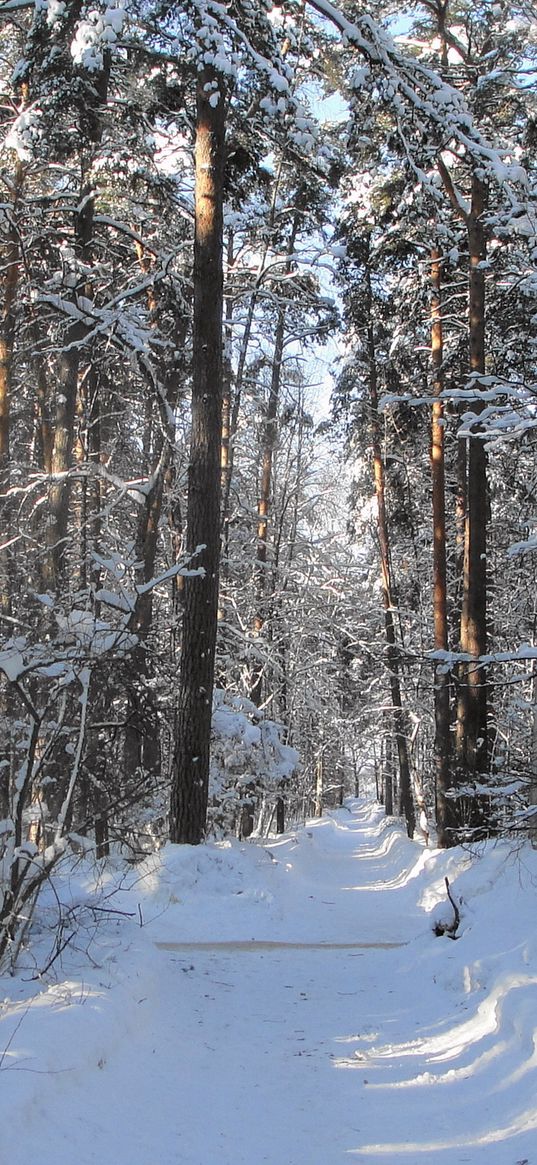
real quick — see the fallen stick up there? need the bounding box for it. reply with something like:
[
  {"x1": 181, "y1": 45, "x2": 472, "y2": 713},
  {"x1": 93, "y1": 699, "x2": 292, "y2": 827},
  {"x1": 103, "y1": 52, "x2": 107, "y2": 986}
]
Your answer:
[{"x1": 433, "y1": 876, "x2": 460, "y2": 939}]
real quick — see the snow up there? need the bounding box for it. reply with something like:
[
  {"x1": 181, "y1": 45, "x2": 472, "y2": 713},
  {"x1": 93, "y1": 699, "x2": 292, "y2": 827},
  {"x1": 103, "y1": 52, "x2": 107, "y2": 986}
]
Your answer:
[
  {"x1": 35, "y1": 0, "x2": 67, "y2": 25},
  {"x1": 209, "y1": 690, "x2": 298, "y2": 832},
  {"x1": 4, "y1": 105, "x2": 43, "y2": 161},
  {"x1": 70, "y1": 0, "x2": 126, "y2": 72},
  {"x1": 2, "y1": 799, "x2": 537, "y2": 1164},
  {"x1": 0, "y1": 641, "x2": 25, "y2": 682},
  {"x1": 55, "y1": 609, "x2": 137, "y2": 655}
]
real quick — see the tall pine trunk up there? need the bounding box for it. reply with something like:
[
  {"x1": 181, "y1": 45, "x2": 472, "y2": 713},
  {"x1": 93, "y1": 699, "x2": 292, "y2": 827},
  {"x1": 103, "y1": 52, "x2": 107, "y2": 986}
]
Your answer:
[
  {"x1": 44, "y1": 59, "x2": 109, "y2": 591},
  {"x1": 438, "y1": 156, "x2": 490, "y2": 837},
  {"x1": 169, "y1": 68, "x2": 226, "y2": 844},
  {"x1": 455, "y1": 175, "x2": 489, "y2": 817},
  {"x1": 0, "y1": 156, "x2": 24, "y2": 821},
  {"x1": 124, "y1": 239, "x2": 186, "y2": 786},
  {"x1": 249, "y1": 211, "x2": 301, "y2": 709},
  {"x1": 0, "y1": 157, "x2": 24, "y2": 618},
  {"x1": 430, "y1": 246, "x2": 453, "y2": 846},
  {"x1": 365, "y1": 262, "x2": 415, "y2": 838}
]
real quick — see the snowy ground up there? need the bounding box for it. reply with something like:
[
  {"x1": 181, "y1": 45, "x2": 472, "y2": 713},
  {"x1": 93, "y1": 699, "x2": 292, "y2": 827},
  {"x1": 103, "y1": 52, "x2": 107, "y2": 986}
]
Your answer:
[{"x1": 1, "y1": 799, "x2": 537, "y2": 1164}]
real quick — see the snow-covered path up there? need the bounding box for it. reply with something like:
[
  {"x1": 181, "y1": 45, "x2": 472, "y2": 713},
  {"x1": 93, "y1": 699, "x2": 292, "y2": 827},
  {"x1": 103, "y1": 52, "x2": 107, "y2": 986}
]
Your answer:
[{"x1": 2, "y1": 800, "x2": 537, "y2": 1164}]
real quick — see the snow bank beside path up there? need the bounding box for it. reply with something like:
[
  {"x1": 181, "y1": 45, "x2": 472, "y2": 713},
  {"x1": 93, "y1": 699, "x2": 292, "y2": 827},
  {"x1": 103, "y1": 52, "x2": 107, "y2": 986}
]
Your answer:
[{"x1": 1, "y1": 800, "x2": 537, "y2": 1164}]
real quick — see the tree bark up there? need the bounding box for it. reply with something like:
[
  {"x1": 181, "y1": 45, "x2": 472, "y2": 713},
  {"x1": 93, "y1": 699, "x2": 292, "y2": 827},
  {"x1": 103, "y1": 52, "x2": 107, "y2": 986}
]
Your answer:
[
  {"x1": 366, "y1": 262, "x2": 415, "y2": 838},
  {"x1": 42, "y1": 54, "x2": 110, "y2": 591},
  {"x1": 455, "y1": 174, "x2": 489, "y2": 802},
  {"x1": 44, "y1": 181, "x2": 98, "y2": 590},
  {"x1": 220, "y1": 231, "x2": 234, "y2": 504},
  {"x1": 0, "y1": 157, "x2": 25, "y2": 619},
  {"x1": 169, "y1": 67, "x2": 226, "y2": 844},
  {"x1": 438, "y1": 154, "x2": 490, "y2": 835},
  {"x1": 249, "y1": 211, "x2": 301, "y2": 708},
  {"x1": 124, "y1": 237, "x2": 186, "y2": 784},
  {"x1": 219, "y1": 162, "x2": 289, "y2": 562},
  {"x1": 0, "y1": 157, "x2": 25, "y2": 820},
  {"x1": 430, "y1": 246, "x2": 454, "y2": 846},
  {"x1": 314, "y1": 741, "x2": 323, "y2": 818}
]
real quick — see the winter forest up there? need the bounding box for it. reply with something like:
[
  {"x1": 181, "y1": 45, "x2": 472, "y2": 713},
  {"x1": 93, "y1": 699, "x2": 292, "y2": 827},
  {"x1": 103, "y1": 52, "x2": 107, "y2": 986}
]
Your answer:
[{"x1": 1, "y1": 0, "x2": 537, "y2": 968}]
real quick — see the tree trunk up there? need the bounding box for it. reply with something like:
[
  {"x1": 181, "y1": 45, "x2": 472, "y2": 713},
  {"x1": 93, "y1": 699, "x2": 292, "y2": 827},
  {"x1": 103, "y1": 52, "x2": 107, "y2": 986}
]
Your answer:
[
  {"x1": 44, "y1": 324, "x2": 83, "y2": 587},
  {"x1": 249, "y1": 212, "x2": 301, "y2": 707},
  {"x1": 455, "y1": 175, "x2": 489, "y2": 819},
  {"x1": 0, "y1": 157, "x2": 25, "y2": 819},
  {"x1": 220, "y1": 281, "x2": 256, "y2": 562},
  {"x1": 366, "y1": 262, "x2": 415, "y2": 838},
  {"x1": 529, "y1": 670, "x2": 537, "y2": 844},
  {"x1": 44, "y1": 191, "x2": 102, "y2": 587},
  {"x1": 437, "y1": 155, "x2": 490, "y2": 836},
  {"x1": 0, "y1": 157, "x2": 24, "y2": 619},
  {"x1": 219, "y1": 161, "x2": 289, "y2": 561},
  {"x1": 169, "y1": 67, "x2": 226, "y2": 844},
  {"x1": 42, "y1": 55, "x2": 109, "y2": 591},
  {"x1": 221, "y1": 231, "x2": 234, "y2": 506},
  {"x1": 383, "y1": 730, "x2": 394, "y2": 816},
  {"x1": 123, "y1": 232, "x2": 187, "y2": 782},
  {"x1": 249, "y1": 308, "x2": 285, "y2": 706},
  {"x1": 314, "y1": 744, "x2": 323, "y2": 818},
  {"x1": 124, "y1": 399, "x2": 169, "y2": 780},
  {"x1": 430, "y1": 246, "x2": 454, "y2": 846}
]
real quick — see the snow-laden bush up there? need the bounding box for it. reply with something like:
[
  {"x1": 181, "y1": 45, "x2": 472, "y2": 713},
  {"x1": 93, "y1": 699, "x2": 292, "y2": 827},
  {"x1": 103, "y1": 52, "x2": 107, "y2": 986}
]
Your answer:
[
  {"x1": 0, "y1": 588, "x2": 299, "y2": 968},
  {"x1": 0, "y1": 599, "x2": 140, "y2": 970},
  {"x1": 209, "y1": 689, "x2": 299, "y2": 837}
]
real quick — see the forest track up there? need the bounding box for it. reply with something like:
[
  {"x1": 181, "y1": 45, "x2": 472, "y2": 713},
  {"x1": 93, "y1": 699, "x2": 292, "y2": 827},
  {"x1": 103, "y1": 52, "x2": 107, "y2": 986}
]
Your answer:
[{"x1": 155, "y1": 939, "x2": 407, "y2": 951}]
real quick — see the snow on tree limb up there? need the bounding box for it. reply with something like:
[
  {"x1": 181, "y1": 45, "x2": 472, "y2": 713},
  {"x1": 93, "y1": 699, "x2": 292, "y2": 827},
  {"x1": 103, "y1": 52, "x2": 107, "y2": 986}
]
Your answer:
[{"x1": 303, "y1": 0, "x2": 528, "y2": 191}]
